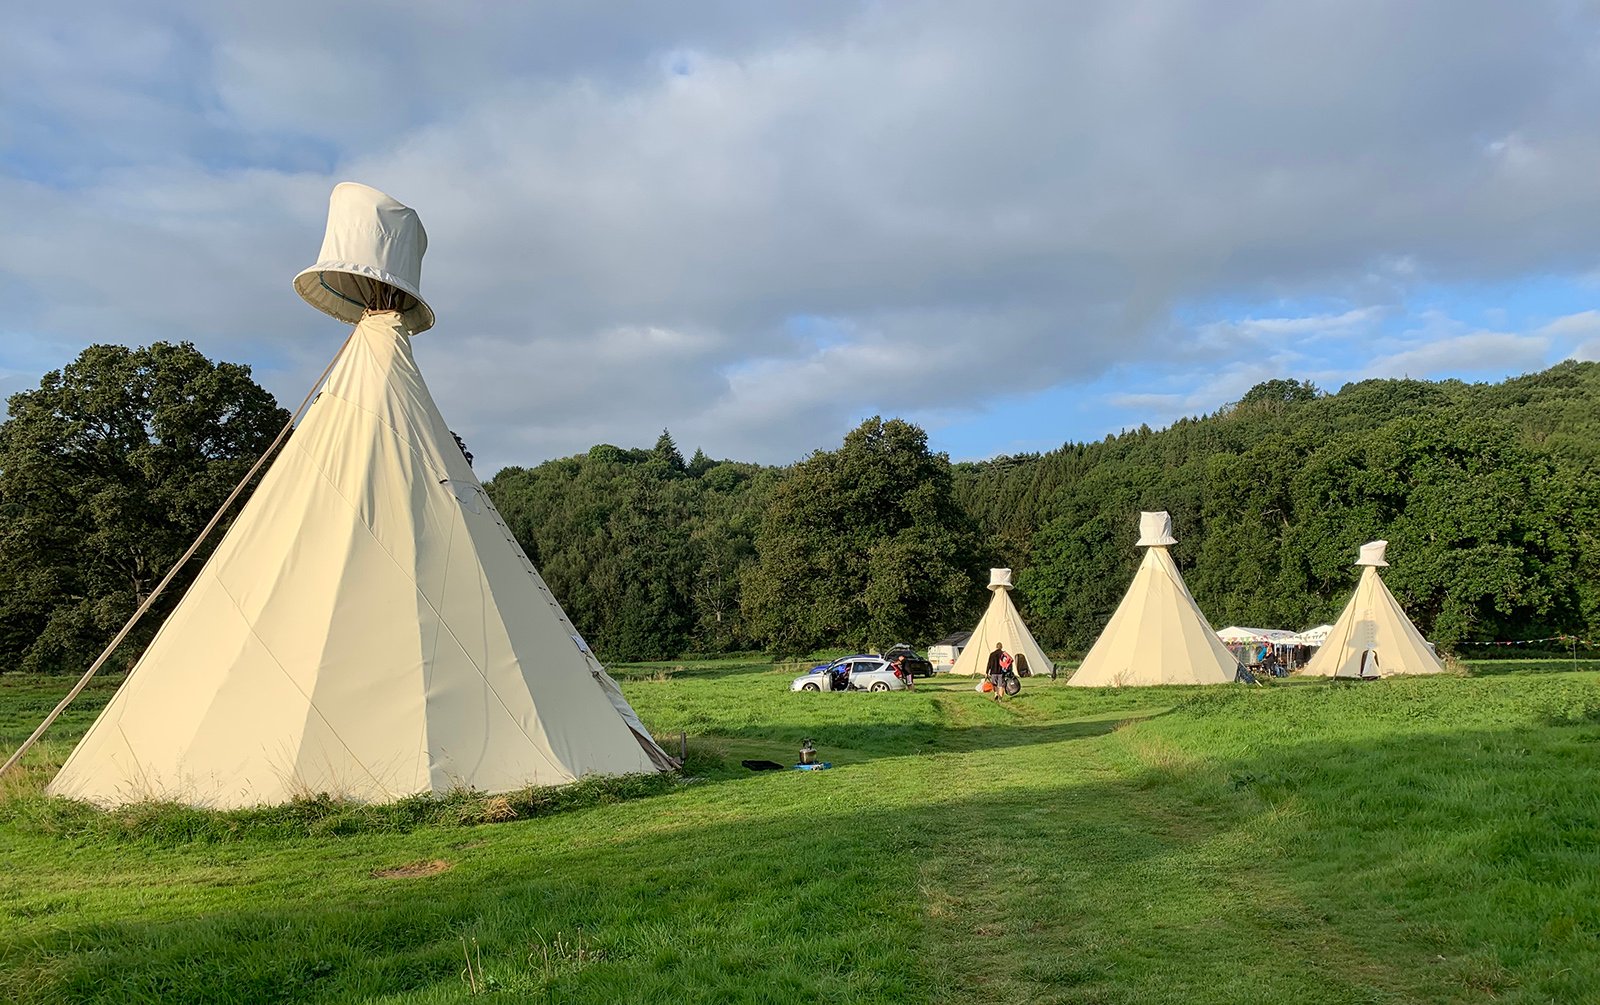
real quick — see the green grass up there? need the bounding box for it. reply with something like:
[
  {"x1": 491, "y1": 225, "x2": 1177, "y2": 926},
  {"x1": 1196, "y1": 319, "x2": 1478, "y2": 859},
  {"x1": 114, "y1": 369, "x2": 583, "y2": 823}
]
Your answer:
[{"x1": 1, "y1": 661, "x2": 1597, "y2": 1003}]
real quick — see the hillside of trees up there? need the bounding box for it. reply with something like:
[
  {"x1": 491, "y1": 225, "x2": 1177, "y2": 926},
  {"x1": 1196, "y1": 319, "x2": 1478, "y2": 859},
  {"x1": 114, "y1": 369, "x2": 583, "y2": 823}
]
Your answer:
[
  {"x1": 954, "y1": 366, "x2": 1600, "y2": 652},
  {"x1": 2, "y1": 342, "x2": 1596, "y2": 672},
  {"x1": 486, "y1": 362, "x2": 1600, "y2": 660}
]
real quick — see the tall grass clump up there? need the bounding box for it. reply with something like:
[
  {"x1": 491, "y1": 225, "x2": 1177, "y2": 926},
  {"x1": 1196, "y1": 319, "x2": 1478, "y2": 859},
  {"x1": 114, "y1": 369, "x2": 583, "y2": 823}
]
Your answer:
[{"x1": 0, "y1": 771, "x2": 683, "y2": 845}]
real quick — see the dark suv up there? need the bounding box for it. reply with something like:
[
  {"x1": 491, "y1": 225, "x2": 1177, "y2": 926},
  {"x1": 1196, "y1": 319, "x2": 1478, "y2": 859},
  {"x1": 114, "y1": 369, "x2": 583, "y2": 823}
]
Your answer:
[{"x1": 883, "y1": 644, "x2": 935, "y2": 678}]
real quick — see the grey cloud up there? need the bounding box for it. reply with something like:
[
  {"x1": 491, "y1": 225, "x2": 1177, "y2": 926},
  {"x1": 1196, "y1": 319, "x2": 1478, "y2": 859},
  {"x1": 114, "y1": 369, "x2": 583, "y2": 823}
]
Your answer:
[{"x1": 4, "y1": 1, "x2": 1600, "y2": 468}]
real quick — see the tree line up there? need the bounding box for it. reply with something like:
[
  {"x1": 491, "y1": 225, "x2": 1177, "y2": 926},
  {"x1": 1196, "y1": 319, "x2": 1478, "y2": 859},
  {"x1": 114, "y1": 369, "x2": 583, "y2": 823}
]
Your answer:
[{"x1": 2, "y1": 341, "x2": 1596, "y2": 672}]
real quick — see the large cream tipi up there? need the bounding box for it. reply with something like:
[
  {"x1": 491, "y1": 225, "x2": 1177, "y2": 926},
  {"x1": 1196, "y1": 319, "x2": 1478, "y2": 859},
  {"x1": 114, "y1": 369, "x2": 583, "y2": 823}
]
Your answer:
[
  {"x1": 1068, "y1": 512, "x2": 1238, "y2": 687},
  {"x1": 48, "y1": 183, "x2": 673, "y2": 809},
  {"x1": 1299, "y1": 541, "x2": 1444, "y2": 678},
  {"x1": 949, "y1": 569, "x2": 1055, "y2": 677}
]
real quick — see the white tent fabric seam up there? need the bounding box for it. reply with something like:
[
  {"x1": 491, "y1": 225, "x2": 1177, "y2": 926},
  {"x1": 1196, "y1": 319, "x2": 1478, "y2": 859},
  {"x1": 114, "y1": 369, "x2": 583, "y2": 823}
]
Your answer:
[
  {"x1": 205, "y1": 570, "x2": 397, "y2": 796},
  {"x1": 280, "y1": 390, "x2": 569, "y2": 780}
]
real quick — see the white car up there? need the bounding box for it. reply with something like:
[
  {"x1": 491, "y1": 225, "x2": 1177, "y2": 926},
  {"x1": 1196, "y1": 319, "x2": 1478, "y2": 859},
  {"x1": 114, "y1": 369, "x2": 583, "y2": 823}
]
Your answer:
[{"x1": 790, "y1": 656, "x2": 908, "y2": 692}]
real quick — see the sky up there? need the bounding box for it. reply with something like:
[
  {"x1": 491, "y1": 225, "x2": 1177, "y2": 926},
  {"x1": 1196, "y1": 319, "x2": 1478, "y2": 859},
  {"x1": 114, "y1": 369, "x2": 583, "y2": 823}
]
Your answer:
[{"x1": 3, "y1": 1, "x2": 1599, "y2": 474}]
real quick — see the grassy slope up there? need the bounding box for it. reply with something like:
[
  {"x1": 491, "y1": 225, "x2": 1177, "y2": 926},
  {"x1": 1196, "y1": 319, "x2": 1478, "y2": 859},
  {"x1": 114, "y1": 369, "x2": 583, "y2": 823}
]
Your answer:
[{"x1": 0, "y1": 661, "x2": 1596, "y2": 1004}]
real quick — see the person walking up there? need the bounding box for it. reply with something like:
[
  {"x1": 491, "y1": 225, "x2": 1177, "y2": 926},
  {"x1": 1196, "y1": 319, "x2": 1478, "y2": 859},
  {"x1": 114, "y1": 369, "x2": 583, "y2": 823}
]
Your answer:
[{"x1": 985, "y1": 642, "x2": 1009, "y2": 701}]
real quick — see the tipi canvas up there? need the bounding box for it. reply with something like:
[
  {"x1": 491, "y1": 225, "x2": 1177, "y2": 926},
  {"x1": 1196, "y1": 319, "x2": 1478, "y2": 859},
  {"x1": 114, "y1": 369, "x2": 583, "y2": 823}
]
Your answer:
[
  {"x1": 949, "y1": 569, "x2": 1055, "y2": 677},
  {"x1": 1299, "y1": 541, "x2": 1444, "y2": 678},
  {"x1": 1068, "y1": 512, "x2": 1238, "y2": 687},
  {"x1": 49, "y1": 183, "x2": 672, "y2": 809}
]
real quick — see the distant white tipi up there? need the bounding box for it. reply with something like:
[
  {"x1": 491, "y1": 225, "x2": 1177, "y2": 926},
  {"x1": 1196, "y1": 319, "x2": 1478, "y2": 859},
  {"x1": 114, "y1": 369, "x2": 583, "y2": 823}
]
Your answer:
[
  {"x1": 1299, "y1": 540, "x2": 1445, "y2": 679},
  {"x1": 48, "y1": 183, "x2": 673, "y2": 809},
  {"x1": 949, "y1": 569, "x2": 1055, "y2": 678},
  {"x1": 1068, "y1": 512, "x2": 1238, "y2": 687}
]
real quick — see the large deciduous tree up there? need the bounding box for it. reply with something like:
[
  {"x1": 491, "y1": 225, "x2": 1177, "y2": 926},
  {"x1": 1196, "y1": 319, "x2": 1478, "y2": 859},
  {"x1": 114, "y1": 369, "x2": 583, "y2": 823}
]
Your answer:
[
  {"x1": 742, "y1": 417, "x2": 981, "y2": 654},
  {"x1": 0, "y1": 342, "x2": 288, "y2": 673}
]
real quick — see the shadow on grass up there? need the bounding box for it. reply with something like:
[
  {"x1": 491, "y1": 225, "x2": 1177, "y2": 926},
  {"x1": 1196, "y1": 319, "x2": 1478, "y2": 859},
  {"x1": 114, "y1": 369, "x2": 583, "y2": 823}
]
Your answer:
[
  {"x1": 0, "y1": 771, "x2": 1189, "y2": 1004},
  {"x1": 693, "y1": 713, "x2": 1164, "y2": 771},
  {"x1": 5, "y1": 715, "x2": 1599, "y2": 1004},
  {"x1": 1, "y1": 701, "x2": 1154, "y2": 847}
]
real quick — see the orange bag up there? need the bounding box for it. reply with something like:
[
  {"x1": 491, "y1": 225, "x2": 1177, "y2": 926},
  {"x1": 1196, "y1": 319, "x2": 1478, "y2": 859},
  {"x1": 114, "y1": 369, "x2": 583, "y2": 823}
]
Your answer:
[{"x1": 980, "y1": 679, "x2": 995, "y2": 693}]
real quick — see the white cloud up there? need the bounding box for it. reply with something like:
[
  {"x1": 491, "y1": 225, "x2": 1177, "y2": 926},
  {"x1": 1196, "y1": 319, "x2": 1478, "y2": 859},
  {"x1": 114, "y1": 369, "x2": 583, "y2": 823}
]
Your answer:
[
  {"x1": 1106, "y1": 392, "x2": 1184, "y2": 412},
  {"x1": 1234, "y1": 307, "x2": 1385, "y2": 339},
  {"x1": 1537, "y1": 310, "x2": 1600, "y2": 338},
  {"x1": 1362, "y1": 331, "x2": 1552, "y2": 379}
]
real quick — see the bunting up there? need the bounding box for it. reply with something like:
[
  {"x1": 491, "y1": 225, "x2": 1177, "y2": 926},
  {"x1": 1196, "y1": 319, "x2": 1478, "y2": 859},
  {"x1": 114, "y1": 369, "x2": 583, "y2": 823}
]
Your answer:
[{"x1": 1455, "y1": 635, "x2": 1596, "y2": 648}]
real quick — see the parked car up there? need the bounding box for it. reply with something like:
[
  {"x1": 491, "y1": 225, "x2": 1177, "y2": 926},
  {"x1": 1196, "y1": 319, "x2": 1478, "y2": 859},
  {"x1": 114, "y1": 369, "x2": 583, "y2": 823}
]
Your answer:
[
  {"x1": 790, "y1": 655, "x2": 908, "y2": 692},
  {"x1": 883, "y1": 643, "x2": 935, "y2": 678}
]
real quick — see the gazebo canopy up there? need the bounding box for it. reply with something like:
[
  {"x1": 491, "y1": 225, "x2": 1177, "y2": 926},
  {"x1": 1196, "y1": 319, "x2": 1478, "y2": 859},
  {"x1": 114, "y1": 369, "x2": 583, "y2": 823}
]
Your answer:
[{"x1": 1215, "y1": 626, "x2": 1297, "y2": 644}]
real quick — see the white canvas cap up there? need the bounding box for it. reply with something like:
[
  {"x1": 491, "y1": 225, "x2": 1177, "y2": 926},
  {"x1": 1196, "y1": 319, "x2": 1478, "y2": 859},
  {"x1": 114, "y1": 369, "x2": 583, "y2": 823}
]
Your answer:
[
  {"x1": 1136, "y1": 511, "x2": 1178, "y2": 547},
  {"x1": 988, "y1": 568, "x2": 1013, "y2": 590},
  {"x1": 294, "y1": 182, "x2": 435, "y2": 334},
  {"x1": 1356, "y1": 540, "x2": 1389, "y2": 567}
]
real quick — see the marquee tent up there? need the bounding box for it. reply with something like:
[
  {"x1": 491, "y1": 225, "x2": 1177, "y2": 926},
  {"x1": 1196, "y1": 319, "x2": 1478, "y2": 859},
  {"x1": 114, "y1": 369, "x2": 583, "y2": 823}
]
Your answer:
[
  {"x1": 1068, "y1": 512, "x2": 1239, "y2": 687},
  {"x1": 949, "y1": 569, "x2": 1055, "y2": 678},
  {"x1": 48, "y1": 183, "x2": 673, "y2": 809},
  {"x1": 1216, "y1": 626, "x2": 1297, "y2": 644},
  {"x1": 1298, "y1": 541, "x2": 1444, "y2": 679},
  {"x1": 1290, "y1": 624, "x2": 1334, "y2": 647}
]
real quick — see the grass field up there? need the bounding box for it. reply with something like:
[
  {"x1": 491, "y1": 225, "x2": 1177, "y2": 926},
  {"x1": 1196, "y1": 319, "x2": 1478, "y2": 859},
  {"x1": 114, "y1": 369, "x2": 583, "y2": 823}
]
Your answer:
[{"x1": 2, "y1": 659, "x2": 1598, "y2": 1003}]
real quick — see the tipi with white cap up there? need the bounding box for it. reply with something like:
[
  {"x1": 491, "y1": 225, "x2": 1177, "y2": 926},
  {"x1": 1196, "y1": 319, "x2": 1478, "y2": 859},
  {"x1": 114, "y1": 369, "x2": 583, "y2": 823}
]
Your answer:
[
  {"x1": 48, "y1": 182, "x2": 673, "y2": 809},
  {"x1": 948, "y1": 569, "x2": 1055, "y2": 678},
  {"x1": 1298, "y1": 541, "x2": 1445, "y2": 679},
  {"x1": 1068, "y1": 512, "x2": 1239, "y2": 687}
]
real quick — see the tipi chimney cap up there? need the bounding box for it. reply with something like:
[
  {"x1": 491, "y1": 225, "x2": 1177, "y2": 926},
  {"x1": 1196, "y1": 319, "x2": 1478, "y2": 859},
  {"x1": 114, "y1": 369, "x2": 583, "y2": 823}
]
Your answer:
[
  {"x1": 293, "y1": 182, "x2": 435, "y2": 334},
  {"x1": 988, "y1": 568, "x2": 1013, "y2": 590},
  {"x1": 1356, "y1": 540, "x2": 1389, "y2": 567},
  {"x1": 1136, "y1": 511, "x2": 1177, "y2": 547}
]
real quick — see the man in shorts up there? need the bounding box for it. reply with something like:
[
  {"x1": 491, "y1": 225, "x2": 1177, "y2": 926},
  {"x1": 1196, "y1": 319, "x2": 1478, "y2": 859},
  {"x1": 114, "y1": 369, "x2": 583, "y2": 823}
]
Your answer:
[{"x1": 985, "y1": 642, "x2": 1009, "y2": 701}]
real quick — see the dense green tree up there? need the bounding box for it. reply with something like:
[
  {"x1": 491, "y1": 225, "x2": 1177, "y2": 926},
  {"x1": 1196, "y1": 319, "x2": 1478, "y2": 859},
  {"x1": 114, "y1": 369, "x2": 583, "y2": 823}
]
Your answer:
[
  {"x1": 487, "y1": 365, "x2": 1597, "y2": 662},
  {"x1": 1236, "y1": 378, "x2": 1320, "y2": 409},
  {"x1": 7, "y1": 351, "x2": 1595, "y2": 671},
  {"x1": 0, "y1": 342, "x2": 288, "y2": 673},
  {"x1": 742, "y1": 417, "x2": 982, "y2": 654},
  {"x1": 1005, "y1": 367, "x2": 1600, "y2": 654},
  {"x1": 651, "y1": 429, "x2": 686, "y2": 474},
  {"x1": 486, "y1": 446, "x2": 773, "y2": 660},
  {"x1": 687, "y1": 446, "x2": 714, "y2": 478},
  {"x1": 1285, "y1": 411, "x2": 1575, "y2": 643}
]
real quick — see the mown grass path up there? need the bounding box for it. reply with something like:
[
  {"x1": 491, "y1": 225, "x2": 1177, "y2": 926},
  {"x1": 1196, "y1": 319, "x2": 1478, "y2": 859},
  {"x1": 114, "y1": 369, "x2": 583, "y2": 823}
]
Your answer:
[{"x1": 1, "y1": 662, "x2": 1597, "y2": 1003}]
